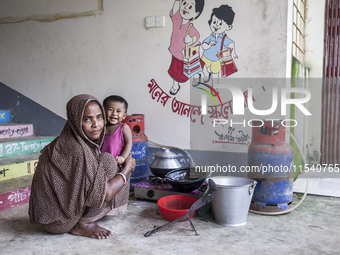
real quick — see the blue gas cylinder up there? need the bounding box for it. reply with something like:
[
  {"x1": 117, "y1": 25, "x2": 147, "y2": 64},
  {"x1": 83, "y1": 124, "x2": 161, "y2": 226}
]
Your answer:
[
  {"x1": 248, "y1": 120, "x2": 294, "y2": 212},
  {"x1": 123, "y1": 114, "x2": 149, "y2": 189}
]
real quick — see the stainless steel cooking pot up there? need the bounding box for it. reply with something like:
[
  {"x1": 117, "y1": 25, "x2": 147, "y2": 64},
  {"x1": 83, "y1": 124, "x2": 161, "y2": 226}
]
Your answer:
[{"x1": 149, "y1": 148, "x2": 183, "y2": 178}]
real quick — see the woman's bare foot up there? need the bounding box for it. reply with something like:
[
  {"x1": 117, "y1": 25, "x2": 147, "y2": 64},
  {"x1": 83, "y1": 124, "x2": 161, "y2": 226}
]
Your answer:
[{"x1": 70, "y1": 222, "x2": 113, "y2": 239}]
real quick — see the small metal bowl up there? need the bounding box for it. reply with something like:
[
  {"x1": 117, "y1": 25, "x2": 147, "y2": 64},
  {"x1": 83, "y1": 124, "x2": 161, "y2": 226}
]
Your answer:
[{"x1": 165, "y1": 168, "x2": 206, "y2": 193}]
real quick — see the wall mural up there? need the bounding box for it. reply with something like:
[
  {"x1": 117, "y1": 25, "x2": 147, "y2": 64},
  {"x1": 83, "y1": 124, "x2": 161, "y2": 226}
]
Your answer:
[
  {"x1": 147, "y1": 79, "x2": 265, "y2": 148},
  {"x1": 148, "y1": 79, "x2": 259, "y2": 126},
  {"x1": 167, "y1": 1, "x2": 238, "y2": 96},
  {"x1": 146, "y1": 0, "x2": 268, "y2": 149}
]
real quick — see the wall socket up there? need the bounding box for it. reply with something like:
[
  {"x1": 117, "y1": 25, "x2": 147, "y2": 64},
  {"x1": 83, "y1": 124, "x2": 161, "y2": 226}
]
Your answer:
[
  {"x1": 145, "y1": 16, "x2": 155, "y2": 28},
  {"x1": 145, "y1": 16, "x2": 165, "y2": 28},
  {"x1": 155, "y1": 16, "x2": 165, "y2": 27}
]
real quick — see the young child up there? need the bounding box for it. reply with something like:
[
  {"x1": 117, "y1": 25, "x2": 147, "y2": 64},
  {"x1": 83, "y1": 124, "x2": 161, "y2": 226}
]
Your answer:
[
  {"x1": 101, "y1": 95, "x2": 132, "y2": 165},
  {"x1": 201, "y1": 5, "x2": 238, "y2": 88}
]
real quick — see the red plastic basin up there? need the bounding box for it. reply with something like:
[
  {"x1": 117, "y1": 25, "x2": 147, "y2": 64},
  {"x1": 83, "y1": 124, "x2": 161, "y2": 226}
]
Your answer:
[{"x1": 157, "y1": 195, "x2": 197, "y2": 221}]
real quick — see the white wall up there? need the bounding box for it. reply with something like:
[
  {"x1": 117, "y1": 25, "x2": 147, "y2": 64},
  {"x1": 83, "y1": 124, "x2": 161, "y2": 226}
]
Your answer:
[{"x1": 1, "y1": 0, "x2": 322, "y2": 153}]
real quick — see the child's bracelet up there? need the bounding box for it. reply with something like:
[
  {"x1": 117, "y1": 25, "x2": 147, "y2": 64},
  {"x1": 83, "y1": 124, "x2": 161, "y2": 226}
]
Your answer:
[{"x1": 117, "y1": 172, "x2": 127, "y2": 184}]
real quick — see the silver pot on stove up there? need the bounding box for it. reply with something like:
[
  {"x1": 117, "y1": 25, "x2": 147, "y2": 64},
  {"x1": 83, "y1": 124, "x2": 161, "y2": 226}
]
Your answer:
[{"x1": 149, "y1": 148, "x2": 183, "y2": 178}]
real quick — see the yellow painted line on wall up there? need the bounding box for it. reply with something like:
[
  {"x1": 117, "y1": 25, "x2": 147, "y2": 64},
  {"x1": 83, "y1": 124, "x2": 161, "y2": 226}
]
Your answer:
[{"x1": 0, "y1": 159, "x2": 38, "y2": 181}]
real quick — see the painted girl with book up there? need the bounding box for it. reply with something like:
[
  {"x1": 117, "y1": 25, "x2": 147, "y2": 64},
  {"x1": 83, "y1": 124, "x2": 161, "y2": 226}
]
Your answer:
[{"x1": 168, "y1": 0, "x2": 205, "y2": 95}]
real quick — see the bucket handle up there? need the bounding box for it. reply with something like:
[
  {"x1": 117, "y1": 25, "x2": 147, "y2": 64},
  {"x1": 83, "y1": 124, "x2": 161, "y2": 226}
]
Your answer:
[{"x1": 248, "y1": 182, "x2": 257, "y2": 195}]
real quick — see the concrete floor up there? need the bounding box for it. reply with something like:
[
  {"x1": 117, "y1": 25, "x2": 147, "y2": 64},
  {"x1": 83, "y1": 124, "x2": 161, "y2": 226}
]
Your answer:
[{"x1": 0, "y1": 193, "x2": 339, "y2": 255}]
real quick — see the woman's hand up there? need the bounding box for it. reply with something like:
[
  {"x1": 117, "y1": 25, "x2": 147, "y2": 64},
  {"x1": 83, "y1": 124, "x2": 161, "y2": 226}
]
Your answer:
[
  {"x1": 120, "y1": 154, "x2": 135, "y2": 177},
  {"x1": 105, "y1": 155, "x2": 135, "y2": 202}
]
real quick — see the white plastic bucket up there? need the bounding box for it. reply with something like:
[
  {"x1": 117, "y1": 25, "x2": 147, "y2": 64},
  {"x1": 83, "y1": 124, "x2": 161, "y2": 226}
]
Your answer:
[{"x1": 210, "y1": 176, "x2": 257, "y2": 226}]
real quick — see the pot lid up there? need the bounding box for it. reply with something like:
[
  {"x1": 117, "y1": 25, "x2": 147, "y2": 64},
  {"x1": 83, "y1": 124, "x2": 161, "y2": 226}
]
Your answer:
[{"x1": 153, "y1": 148, "x2": 178, "y2": 159}]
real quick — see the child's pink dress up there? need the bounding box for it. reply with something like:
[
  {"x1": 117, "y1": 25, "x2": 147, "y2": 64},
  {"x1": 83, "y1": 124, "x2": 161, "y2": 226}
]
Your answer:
[{"x1": 101, "y1": 123, "x2": 125, "y2": 157}]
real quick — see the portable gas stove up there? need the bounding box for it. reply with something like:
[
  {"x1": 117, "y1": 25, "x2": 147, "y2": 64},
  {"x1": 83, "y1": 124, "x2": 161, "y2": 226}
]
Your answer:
[{"x1": 133, "y1": 176, "x2": 204, "y2": 201}]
